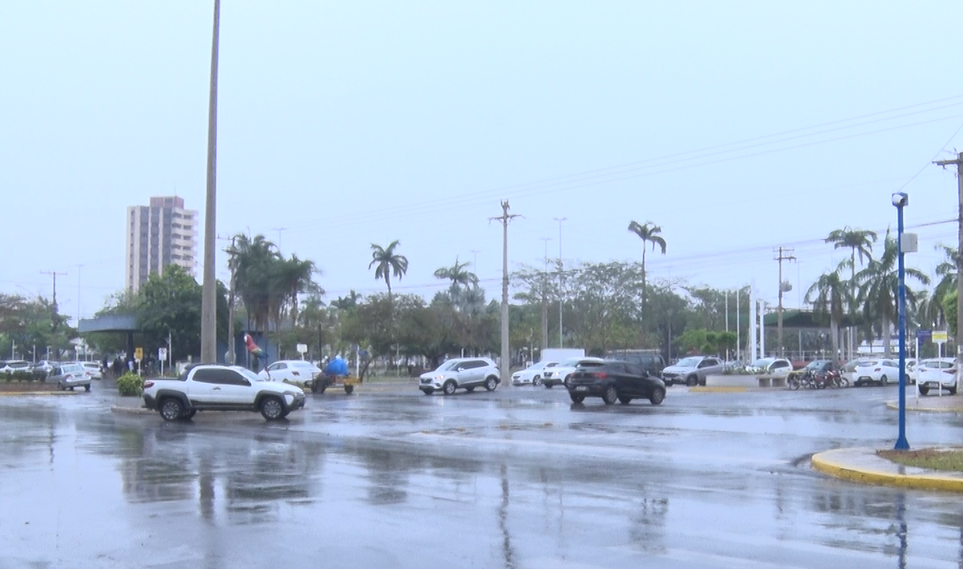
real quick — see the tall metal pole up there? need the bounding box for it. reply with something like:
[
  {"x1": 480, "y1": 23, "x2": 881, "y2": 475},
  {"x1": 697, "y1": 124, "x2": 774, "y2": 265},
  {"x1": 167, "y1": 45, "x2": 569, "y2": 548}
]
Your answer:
[
  {"x1": 894, "y1": 192, "x2": 910, "y2": 450},
  {"x1": 540, "y1": 237, "x2": 551, "y2": 351},
  {"x1": 554, "y1": 217, "x2": 566, "y2": 348},
  {"x1": 200, "y1": 0, "x2": 221, "y2": 363},
  {"x1": 774, "y1": 247, "x2": 795, "y2": 357},
  {"x1": 933, "y1": 152, "x2": 963, "y2": 394}
]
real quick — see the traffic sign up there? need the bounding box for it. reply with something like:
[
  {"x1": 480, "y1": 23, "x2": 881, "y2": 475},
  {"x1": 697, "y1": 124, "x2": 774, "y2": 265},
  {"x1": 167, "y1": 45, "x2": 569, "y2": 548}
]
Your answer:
[
  {"x1": 296, "y1": 343, "x2": 308, "y2": 354},
  {"x1": 134, "y1": 347, "x2": 143, "y2": 361},
  {"x1": 933, "y1": 330, "x2": 948, "y2": 343},
  {"x1": 158, "y1": 347, "x2": 168, "y2": 361},
  {"x1": 916, "y1": 329, "x2": 931, "y2": 341}
]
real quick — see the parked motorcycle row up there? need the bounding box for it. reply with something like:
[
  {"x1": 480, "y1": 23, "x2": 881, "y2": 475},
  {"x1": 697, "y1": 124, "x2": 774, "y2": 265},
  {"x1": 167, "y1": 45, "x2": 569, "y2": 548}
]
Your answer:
[{"x1": 787, "y1": 369, "x2": 849, "y2": 390}]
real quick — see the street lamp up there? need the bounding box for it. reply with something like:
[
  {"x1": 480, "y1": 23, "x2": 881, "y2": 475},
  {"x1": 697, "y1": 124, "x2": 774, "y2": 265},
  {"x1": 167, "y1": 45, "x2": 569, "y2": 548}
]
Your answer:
[
  {"x1": 554, "y1": 217, "x2": 566, "y2": 348},
  {"x1": 893, "y1": 191, "x2": 910, "y2": 451}
]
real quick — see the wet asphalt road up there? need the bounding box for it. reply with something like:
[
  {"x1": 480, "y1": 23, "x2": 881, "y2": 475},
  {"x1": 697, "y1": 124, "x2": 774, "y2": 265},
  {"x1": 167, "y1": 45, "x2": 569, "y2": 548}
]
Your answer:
[{"x1": 2, "y1": 381, "x2": 963, "y2": 568}]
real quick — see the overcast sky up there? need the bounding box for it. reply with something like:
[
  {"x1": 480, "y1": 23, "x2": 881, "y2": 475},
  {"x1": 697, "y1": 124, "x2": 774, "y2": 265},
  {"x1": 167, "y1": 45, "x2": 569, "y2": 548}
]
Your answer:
[{"x1": 3, "y1": 1, "x2": 963, "y2": 324}]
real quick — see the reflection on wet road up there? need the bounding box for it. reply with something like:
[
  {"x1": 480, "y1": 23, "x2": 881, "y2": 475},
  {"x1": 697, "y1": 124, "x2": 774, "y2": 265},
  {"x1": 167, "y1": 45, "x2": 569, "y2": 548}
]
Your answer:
[{"x1": 1, "y1": 384, "x2": 962, "y2": 568}]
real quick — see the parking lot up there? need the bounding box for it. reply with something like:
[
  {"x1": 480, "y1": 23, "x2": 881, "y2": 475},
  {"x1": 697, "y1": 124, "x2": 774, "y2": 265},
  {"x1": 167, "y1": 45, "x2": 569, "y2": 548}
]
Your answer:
[{"x1": 2, "y1": 381, "x2": 962, "y2": 568}]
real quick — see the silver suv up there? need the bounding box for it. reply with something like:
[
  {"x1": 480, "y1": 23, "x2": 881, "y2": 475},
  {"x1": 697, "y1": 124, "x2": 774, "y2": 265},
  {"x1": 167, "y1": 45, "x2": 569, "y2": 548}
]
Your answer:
[{"x1": 419, "y1": 357, "x2": 500, "y2": 395}]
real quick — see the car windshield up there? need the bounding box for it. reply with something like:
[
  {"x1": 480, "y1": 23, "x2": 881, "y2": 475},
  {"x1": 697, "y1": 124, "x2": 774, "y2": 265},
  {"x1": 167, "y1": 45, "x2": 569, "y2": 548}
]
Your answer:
[
  {"x1": 857, "y1": 360, "x2": 879, "y2": 367},
  {"x1": 438, "y1": 360, "x2": 462, "y2": 371},
  {"x1": 675, "y1": 357, "x2": 701, "y2": 367},
  {"x1": 62, "y1": 364, "x2": 84, "y2": 373},
  {"x1": 805, "y1": 360, "x2": 828, "y2": 370},
  {"x1": 561, "y1": 358, "x2": 583, "y2": 367}
]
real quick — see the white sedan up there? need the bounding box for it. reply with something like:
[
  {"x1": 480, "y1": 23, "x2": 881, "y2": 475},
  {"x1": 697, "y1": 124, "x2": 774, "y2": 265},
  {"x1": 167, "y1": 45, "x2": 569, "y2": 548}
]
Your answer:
[
  {"x1": 258, "y1": 360, "x2": 322, "y2": 389},
  {"x1": 746, "y1": 357, "x2": 794, "y2": 377},
  {"x1": 916, "y1": 357, "x2": 957, "y2": 395},
  {"x1": 852, "y1": 359, "x2": 899, "y2": 387},
  {"x1": 511, "y1": 360, "x2": 559, "y2": 386}
]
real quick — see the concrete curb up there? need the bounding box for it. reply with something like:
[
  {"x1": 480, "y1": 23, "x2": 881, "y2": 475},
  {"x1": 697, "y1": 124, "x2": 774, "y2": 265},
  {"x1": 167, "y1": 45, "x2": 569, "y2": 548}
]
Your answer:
[
  {"x1": 885, "y1": 400, "x2": 963, "y2": 413},
  {"x1": 811, "y1": 447, "x2": 963, "y2": 492}
]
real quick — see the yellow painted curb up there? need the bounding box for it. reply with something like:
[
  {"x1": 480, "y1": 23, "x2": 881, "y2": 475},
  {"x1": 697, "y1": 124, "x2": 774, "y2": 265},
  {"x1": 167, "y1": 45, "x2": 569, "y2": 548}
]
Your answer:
[
  {"x1": 0, "y1": 391, "x2": 81, "y2": 396},
  {"x1": 688, "y1": 386, "x2": 749, "y2": 393},
  {"x1": 885, "y1": 400, "x2": 963, "y2": 413},
  {"x1": 812, "y1": 448, "x2": 963, "y2": 492}
]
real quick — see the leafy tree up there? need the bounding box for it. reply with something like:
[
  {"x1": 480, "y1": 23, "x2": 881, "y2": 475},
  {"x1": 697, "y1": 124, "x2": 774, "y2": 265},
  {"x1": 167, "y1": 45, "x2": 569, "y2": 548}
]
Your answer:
[
  {"x1": 233, "y1": 233, "x2": 280, "y2": 335},
  {"x1": 567, "y1": 261, "x2": 646, "y2": 354},
  {"x1": 0, "y1": 294, "x2": 75, "y2": 360},
  {"x1": 943, "y1": 290, "x2": 958, "y2": 337},
  {"x1": 433, "y1": 257, "x2": 479, "y2": 304},
  {"x1": 627, "y1": 221, "x2": 666, "y2": 319}
]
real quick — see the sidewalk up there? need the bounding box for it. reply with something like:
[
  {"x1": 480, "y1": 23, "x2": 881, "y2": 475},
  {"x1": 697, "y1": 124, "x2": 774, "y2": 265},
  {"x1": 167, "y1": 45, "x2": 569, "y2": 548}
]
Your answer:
[{"x1": 813, "y1": 393, "x2": 963, "y2": 491}]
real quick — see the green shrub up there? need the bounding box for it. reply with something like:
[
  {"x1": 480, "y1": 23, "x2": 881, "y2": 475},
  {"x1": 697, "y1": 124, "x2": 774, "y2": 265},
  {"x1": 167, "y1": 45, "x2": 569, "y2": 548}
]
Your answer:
[
  {"x1": 117, "y1": 373, "x2": 144, "y2": 397},
  {"x1": 10, "y1": 371, "x2": 39, "y2": 382}
]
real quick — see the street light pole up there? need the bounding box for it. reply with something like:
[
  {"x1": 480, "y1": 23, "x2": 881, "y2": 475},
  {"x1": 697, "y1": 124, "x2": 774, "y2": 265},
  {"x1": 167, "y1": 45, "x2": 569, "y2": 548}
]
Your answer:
[
  {"x1": 893, "y1": 192, "x2": 910, "y2": 451},
  {"x1": 554, "y1": 217, "x2": 566, "y2": 348},
  {"x1": 200, "y1": 0, "x2": 221, "y2": 364}
]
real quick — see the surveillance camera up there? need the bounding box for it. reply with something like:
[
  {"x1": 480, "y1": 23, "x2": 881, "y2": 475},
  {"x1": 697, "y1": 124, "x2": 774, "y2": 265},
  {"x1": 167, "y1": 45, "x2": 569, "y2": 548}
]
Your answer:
[{"x1": 891, "y1": 192, "x2": 909, "y2": 207}]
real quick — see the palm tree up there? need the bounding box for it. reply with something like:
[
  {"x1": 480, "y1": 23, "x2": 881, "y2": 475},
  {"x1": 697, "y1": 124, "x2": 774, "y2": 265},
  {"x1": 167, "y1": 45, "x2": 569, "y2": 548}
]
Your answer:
[
  {"x1": 433, "y1": 257, "x2": 479, "y2": 305},
  {"x1": 854, "y1": 230, "x2": 930, "y2": 356},
  {"x1": 232, "y1": 233, "x2": 280, "y2": 335},
  {"x1": 825, "y1": 227, "x2": 877, "y2": 357},
  {"x1": 805, "y1": 268, "x2": 850, "y2": 360},
  {"x1": 627, "y1": 221, "x2": 666, "y2": 316},
  {"x1": 369, "y1": 240, "x2": 409, "y2": 307}
]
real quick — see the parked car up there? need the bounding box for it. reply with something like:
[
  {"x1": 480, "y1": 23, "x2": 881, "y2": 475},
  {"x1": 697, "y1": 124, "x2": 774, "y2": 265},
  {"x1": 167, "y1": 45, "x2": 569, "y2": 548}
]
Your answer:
[
  {"x1": 852, "y1": 359, "x2": 899, "y2": 387},
  {"x1": 142, "y1": 364, "x2": 306, "y2": 421},
  {"x1": 511, "y1": 360, "x2": 559, "y2": 386},
  {"x1": 258, "y1": 360, "x2": 322, "y2": 389},
  {"x1": 566, "y1": 359, "x2": 666, "y2": 406},
  {"x1": 48, "y1": 362, "x2": 92, "y2": 391},
  {"x1": 915, "y1": 357, "x2": 957, "y2": 395},
  {"x1": 418, "y1": 357, "x2": 500, "y2": 395},
  {"x1": 30, "y1": 360, "x2": 57, "y2": 376},
  {"x1": 0, "y1": 360, "x2": 31, "y2": 374},
  {"x1": 746, "y1": 357, "x2": 794, "y2": 377},
  {"x1": 604, "y1": 349, "x2": 665, "y2": 377},
  {"x1": 541, "y1": 357, "x2": 604, "y2": 388},
  {"x1": 81, "y1": 361, "x2": 103, "y2": 380},
  {"x1": 661, "y1": 355, "x2": 725, "y2": 386}
]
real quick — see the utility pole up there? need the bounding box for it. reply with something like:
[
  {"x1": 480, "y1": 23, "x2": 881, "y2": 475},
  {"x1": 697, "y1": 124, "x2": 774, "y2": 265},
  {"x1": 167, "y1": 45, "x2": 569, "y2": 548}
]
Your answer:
[
  {"x1": 41, "y1": 270, "x2": 67, "y2": 359},
  {"x1": 200, "y1": 0, "x2": 221, "y2": 364},
  {"x1": 774, "y1": 247, "x2": 796, "y2": 357},
  {"x1": 553, "y1": 217, "x2": 567, "y2": 348},
  {"x1": 540, "y1": 237, "x2": 552, "y2": 351},
  {"x1": 490, "y1": 201, "x2": 520, "y2": 385},
  {"x1": 934, "y1": 152, "x2": 963, "y2": 393}
]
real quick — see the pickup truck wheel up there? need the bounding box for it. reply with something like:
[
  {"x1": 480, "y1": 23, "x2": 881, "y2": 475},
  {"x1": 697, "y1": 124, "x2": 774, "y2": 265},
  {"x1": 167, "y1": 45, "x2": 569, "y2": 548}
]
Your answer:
[
  {"x1": 569, "y1": 393, "x2": 585, "y2": 404},
  {"x1": 485, "y1": 377, "x2": 498, "y2": 391},
  {"x1": 918, "y1": 385, "x2": 930, "y2": 395},
  {"x1": 344, "y1": 385, "x2": 354, "y2": 395},
  {"x1": 159, "y1": 398, "x2": 184, "y2": 422},
  {"x1": 649, "y1": 387, "x2": 666, "y2": 406},
  {"x1": 533, "y1": 375, "x2": 542, "y2": 387},
  {"x1": 260, "y1": 397, "x2": 284, "y2": 420},
  {"x1": 618, "y1": 396, "x2": 632, "y2": 405},
  {"x1": 443, "y1": 380, "x2": 457, "y2": 395},
  {"x1": 686, "y1": 375, "x2": 698, "y2": 387},
  {"x1": 602, "y1": 386, "x2": 618, "y2": 405}
]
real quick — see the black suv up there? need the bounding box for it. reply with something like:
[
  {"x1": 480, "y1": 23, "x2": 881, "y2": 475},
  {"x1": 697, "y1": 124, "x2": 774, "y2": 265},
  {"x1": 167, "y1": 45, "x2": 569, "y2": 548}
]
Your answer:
[
  {"x1": 604, "y1": 350, "x2": 665, "y2": 377},
  {"x1": 566, "y1": 359, "x2": 666, "y2": 406}
]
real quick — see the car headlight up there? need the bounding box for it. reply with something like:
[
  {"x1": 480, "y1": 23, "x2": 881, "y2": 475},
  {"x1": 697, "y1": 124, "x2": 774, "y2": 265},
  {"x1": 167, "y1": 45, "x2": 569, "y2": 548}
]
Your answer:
[
  {"x1": 285, "y1": 393, "x2": 294, "y2": 405},
  {"x1": 435, "y1": 374, "x2": 445, "y2": 381}
]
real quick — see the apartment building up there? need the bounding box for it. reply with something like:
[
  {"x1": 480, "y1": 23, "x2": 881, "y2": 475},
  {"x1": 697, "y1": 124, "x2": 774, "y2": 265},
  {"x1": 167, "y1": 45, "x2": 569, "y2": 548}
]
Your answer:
[{"x1": 125, "y1": 196, "x2": 198, "y2": 292}]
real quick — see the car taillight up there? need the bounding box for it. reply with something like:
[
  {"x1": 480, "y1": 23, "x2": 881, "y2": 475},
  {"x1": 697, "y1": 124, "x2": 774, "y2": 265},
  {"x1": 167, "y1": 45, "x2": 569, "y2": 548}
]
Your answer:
[
  {"x1": 144, "y1": 381, "x2": 154, "y2": 388},
  {"x1": 944, "y1": 369, "x2": 956, "y2": 375},
  {"x1": 292, "y1": 371, "x2": 300, "y2": 376},
  {"x1": 593, "y1": 372, "x2": 607, "y2": 379},
  {"x1": 874, "y1": 367, "x2": 881, "y2": 372}
]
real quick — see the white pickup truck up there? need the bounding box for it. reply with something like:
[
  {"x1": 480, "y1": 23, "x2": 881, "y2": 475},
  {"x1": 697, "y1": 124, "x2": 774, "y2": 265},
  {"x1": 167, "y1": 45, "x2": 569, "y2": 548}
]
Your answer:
[{"x1": 142, "y1": 364, "x2": 306, "y2": 421}]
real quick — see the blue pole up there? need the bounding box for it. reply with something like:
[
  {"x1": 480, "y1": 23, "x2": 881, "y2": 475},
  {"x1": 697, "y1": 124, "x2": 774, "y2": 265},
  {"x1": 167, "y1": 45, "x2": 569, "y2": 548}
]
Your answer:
[{"x1": 895, "y1": 202, "x2": 910, "y2": 450}]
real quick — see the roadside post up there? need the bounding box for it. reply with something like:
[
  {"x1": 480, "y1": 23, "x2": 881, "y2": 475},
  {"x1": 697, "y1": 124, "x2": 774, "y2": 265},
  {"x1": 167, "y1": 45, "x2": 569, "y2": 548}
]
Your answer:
[
  {"x1": 915, "y1": 330, "x2": 930, "y2": 402},
  {"x1": 933, "y1": 331, "x2": 948, "y2": 397},
  {"x1": 893, "y1": 192, "x2": 912, "y2": 450},
  {"x1": 158, "y1": 347, "x2": 168, "y2": 376}
]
